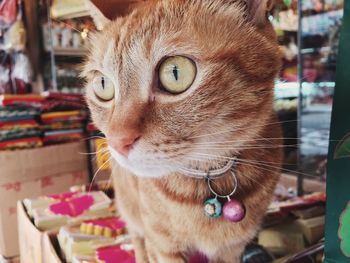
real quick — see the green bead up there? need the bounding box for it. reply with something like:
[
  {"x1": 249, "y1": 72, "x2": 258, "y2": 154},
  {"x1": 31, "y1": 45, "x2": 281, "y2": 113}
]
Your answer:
[
  {"x1": 204, "y1": 198, "x2": 222, "y2": 218},
  {"x1": 284, "y1": 0, "x2": 292, "y2": 7}
]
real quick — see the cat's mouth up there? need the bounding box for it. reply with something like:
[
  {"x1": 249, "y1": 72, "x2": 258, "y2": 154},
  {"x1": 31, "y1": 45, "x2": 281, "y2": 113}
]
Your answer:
[
  {"x1": 108, "y1": 145, "x2": 179, "y2": 178},
  {"x1": 108, "y1": 144, "x2": 236, "y2": 179}
]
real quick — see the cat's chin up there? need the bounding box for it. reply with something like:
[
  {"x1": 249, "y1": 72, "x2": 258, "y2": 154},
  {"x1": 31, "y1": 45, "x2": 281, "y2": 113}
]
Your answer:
[{"x1": 108, "y1": 146, "x2": 176, "y2": 178}]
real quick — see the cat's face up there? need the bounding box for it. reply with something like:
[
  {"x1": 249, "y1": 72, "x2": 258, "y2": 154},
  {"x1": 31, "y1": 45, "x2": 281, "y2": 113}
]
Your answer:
[{"x1": 83, "y1": 0, "x2": 281, "y2": 178}]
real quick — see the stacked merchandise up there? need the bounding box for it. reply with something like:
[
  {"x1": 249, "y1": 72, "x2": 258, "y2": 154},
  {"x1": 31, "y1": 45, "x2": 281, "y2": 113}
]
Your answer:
[
  {"x1": 0, "y1": 0, "x2": 33, "y2": 94},
  {"x1": 0, "y1": 93, "x2": 88, "y2": 150},
  {"x1": 0, "y1": 95, "x2": 43, "y2": 150},
  {"x1": 23, "y1": 191, "x2": 114, "y2": 231},
  {"x1": 21, "y1": 186, "x2": 137, "y2": 263},
  {"x1": 258, "y1": 192, "x2": 326, "y2": 262},
  {"x1": 41, "y1": 92, "x2": 87, "y2": 145},
  {"x1": 57, "y1": 217, "x2": 133, "y2": 263}
]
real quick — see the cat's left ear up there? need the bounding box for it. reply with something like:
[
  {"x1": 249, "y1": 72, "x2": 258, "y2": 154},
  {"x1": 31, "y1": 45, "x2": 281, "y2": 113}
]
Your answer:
[
  {"x1": 246, "y1": 0, "x2": 275, "y2": 27},
  {"x1": 87, "y1": 0, "x2": 110, "y2": 30},
  {"x1": 87, "y1": 0, "x2": 138, "y2": 30}
]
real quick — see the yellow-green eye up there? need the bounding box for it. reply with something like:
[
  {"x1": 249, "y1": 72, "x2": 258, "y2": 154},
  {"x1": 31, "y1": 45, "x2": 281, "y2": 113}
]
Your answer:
[
  {"x1": 159, "y1": 56, "x2": 196, "y2": 94},
  {"x1": 92, "y1": 75, "x2": 115, "y2": 101}
]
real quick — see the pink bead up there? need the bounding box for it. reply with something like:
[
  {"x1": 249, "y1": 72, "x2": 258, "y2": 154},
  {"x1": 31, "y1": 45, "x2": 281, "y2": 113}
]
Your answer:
[{"x1": 222, "y1": 199, "x2": 245, "y2": 222}]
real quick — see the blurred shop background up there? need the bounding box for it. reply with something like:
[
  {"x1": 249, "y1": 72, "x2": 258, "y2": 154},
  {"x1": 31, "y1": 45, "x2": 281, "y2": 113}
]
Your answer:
[{"x1": 0, "y1": 0, "x2": 345, "y2": 262}]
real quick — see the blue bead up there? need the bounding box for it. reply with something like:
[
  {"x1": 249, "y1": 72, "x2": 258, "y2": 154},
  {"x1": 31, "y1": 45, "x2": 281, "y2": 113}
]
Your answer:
[{"x1": 204, "y1": 198, "x2": 222, "y2": 218}]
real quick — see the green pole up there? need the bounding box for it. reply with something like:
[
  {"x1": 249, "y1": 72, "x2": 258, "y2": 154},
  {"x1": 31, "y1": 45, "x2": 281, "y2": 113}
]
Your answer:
[{"x1": 324, "y1": 2, "x2": 350, "y2": 262}]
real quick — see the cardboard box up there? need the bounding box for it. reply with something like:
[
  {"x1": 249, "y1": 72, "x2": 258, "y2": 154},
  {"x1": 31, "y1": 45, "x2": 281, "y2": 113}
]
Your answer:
[
  {"x1": 0, "y1": 142, "x2": 88, "y2": 258},
  {"x1": 42, "y1": 233, "x2": 62, "y2": 263},
  {"x1": 17, "y1": 171, "x2": 88, "y2": 263},
  {"x1": 258, "y1": 220, "x2": 305, "y2": 256},
  {"x1": 296, "y1": 216, "x2": 325, "y2": 245},
  {"x1": 18, "y1": 201, "x2": 62, "y2": 263}
]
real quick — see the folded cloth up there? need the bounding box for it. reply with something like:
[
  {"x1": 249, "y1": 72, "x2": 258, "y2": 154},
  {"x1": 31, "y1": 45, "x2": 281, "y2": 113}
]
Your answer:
[
  {"x1": 0, "y1": 106, "x2": 40, "y2": 121},
  {"x1": 41, "y1": 111, "x2": 87, "y2": 124},
  {"x1": 41, "y1": 121, "x2": 83, "y2": 131},
  {"x1": 40, "y1": 100, "x2": 87, "y2": 113},
  {"x1": 0, "y1": 128, "x2": 41, "y2": 142},
  {"x1": 42, "y1": 91, "x2": 85, "y2": 103},
  {"x1": 0, "y1": 136, "x2": 42, "y2": 150},
  {"x1": 0, "y1": 119, "x2": 39, "y2": 131},
  {"x1": 0, "y1": 94, "x2": 43, "y2": 107},
  {"x1": 43, "y1": 129, "x2": 85, "y2": 145}
]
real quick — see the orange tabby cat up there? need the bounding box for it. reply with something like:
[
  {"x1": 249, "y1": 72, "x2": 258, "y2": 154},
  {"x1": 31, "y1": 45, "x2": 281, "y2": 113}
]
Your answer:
[{"x1": 84, "y1": 1, "x2": 282, "y2": 262}]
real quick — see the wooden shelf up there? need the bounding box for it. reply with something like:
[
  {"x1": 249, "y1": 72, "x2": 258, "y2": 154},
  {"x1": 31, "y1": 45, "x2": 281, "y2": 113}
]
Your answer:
[{"x1": 46, "y1": 47, "x2": 87, "y2": 57}]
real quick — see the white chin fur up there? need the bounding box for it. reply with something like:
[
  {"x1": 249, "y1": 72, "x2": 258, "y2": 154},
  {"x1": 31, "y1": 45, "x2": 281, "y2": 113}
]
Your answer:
[{"x1": 108, "y1": 146, "x2": 176, "y2": 178}]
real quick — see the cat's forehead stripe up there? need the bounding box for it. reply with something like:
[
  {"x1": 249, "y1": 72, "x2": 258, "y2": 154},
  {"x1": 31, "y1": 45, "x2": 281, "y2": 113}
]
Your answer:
[{"x1": 102, "y1": 40, "x2": 118, "y2": 76}]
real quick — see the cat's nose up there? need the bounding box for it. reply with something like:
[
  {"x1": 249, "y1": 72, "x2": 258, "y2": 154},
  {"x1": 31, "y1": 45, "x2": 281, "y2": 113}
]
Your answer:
[{"x1": 109, "y1": 131, "x2": 141, "y2": 156}]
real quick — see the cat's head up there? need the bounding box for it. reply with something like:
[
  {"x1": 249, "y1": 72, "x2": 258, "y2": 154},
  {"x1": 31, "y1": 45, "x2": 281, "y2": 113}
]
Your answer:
[{"x1": 83, "y1": 0, "x2": 281, "y2": 178}]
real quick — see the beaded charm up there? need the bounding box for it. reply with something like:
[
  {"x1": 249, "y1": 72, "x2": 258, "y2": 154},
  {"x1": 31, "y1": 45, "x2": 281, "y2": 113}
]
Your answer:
[
  {"x1": 204, "y1": 197, "x2": 222, "y2": 218},
  {"x1": 222, "y1": 198, "x2": 245, "y2": 222},
  {"x1": 204, "y1": 169, "x2": 245, "y2": 223}
]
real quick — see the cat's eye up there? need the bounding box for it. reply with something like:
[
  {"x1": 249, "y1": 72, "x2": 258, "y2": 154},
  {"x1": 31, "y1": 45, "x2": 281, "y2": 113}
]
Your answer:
[
  {"x1": 159, "y1": 56, "x2": 196, "y2": 94},
  {"x1": 92, "y1": 75, "x2": 115, "y2": 101}
]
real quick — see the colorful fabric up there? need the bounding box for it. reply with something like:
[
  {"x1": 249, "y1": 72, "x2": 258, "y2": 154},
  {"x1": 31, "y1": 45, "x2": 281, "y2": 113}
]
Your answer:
[
  {"x1": 0, "y1": 95, "x2": 43, "y2": 107},
  {"x1": 0, "y1": 136, "x2": 42, "y2": 150},
  {"x1": 0, "y1": 128, "x2": 41, "y2": 142},
  {"x1": 42, "y1": 91, "x2": 85, "y2": 103},
  {"x1": 40, "y1": 100, "x2": 86, "y2": 113},
  {"x1": 0, "y1": 106, "x2": 40, "y2": 121},
  {"x1": 0, "y1": 119, "x2": 39, "y2": 131},
  {"x1": 43, "y1": 129, "x2": 85, "y2": 145},
  {"x1": 40, "y1": 121, "x2": 83, "y2": 131},
  {"x1": 41, "y1": 110, "x2": 87, "y2": 124}
]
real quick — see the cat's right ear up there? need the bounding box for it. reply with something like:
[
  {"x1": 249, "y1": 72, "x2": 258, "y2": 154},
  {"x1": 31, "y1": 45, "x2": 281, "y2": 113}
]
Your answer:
[{"x1": 245, "y1": 0, "x2": 275, "y2": 27}]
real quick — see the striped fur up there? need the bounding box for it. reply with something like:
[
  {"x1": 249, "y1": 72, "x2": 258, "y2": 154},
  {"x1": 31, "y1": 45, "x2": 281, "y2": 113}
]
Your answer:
[{"x1": 84, "y1": 1, "x2": 282, "y2": 262}]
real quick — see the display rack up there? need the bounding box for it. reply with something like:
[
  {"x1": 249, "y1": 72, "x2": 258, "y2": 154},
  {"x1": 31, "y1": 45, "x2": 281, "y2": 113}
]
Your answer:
[{"x1": 294, "y1": 0, "x2": 344, "y2": 194}]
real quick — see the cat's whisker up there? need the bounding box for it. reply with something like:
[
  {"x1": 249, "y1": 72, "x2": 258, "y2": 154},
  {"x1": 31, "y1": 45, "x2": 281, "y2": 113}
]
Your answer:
[
  {"x1": 79, "y1": 147, "x2": 109, "y2": 155},
  {"x1": 180, "y1": 155, "x2": 276, "y2": 190},
  {"x1": 191, "y1": 136, "x2": 337, "y2": 146},
  {"x1": 80, "y1": 135, "x2": 107, "y2": 142},
  {"x1": 236, "y1": 161, "x2": 323, "y2": 180},
  {"x1": 187, "y1": 155, "x2": 297, "y2": 170},
  {"x1": 192, "y1": 144, "x2": 300, "y2": 150},
  {"x1": 50, "y1": 17, "x2": 98, "y2": 43},
  {"x1": 192, "y1": 152, "x2": 317, "y2": 178},
  {"x1": 236, "y1": 158, "x2": 318, "y2": 178},
  {"x1": 188, "y1": 119, "x2": 300, "y2": 139},
  {"x1": 88, "y1": 155, "x2": 113, "y2": 192}
]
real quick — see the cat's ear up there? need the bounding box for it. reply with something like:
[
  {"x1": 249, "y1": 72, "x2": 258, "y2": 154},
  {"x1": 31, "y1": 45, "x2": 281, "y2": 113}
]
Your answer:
[
  {"x1": 87, "y1": 0, "x2": 111, "y2": 30},
  {"x1": 245, "y1": 0, "x2": 275, "y2": 27},
  {"x1": 87, "y1": 0, "x2": 138, "y2": 30}
]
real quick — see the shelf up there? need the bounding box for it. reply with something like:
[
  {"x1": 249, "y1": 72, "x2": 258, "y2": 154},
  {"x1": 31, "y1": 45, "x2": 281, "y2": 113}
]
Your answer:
[
  {"x1": 274, "y1": 82, "x2": 335, "y2": 99},
  {"x1": 301, "y1": 9, "x2": 343, "y2": 37},
  {"x1": 302, "y1": 104, "x2": 333, "y2": 113},
  {"x1": 275, "y1": 82, "x2": 299, "y2": 99},
  {"x1": 46, "y1": 47, "x2": 87, "y2": 57},
  {"x1": 301, "y1": 46, "x2": 330, "y2": 54},
  {"x1": 51, "y1": 0, "x2": 90, "y2": 20},
  {"x1": 54, "y1": 11, "x2": 90, "y2": 20}
]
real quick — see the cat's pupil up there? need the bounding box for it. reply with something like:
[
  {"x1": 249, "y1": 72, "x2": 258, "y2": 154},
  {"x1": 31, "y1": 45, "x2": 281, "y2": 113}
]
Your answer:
[
  {"x1": 101, "y1": 77, "x2": 105, "y2": 89},
  {"x1": 172, "y1": 65, "x2": 179, "y2": 81}
]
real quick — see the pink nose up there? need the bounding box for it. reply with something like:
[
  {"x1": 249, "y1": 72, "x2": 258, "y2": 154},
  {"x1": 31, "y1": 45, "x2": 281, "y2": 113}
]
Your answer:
[{"x1": 109, "y1": 131, "x2": 141, "y2": 156}]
